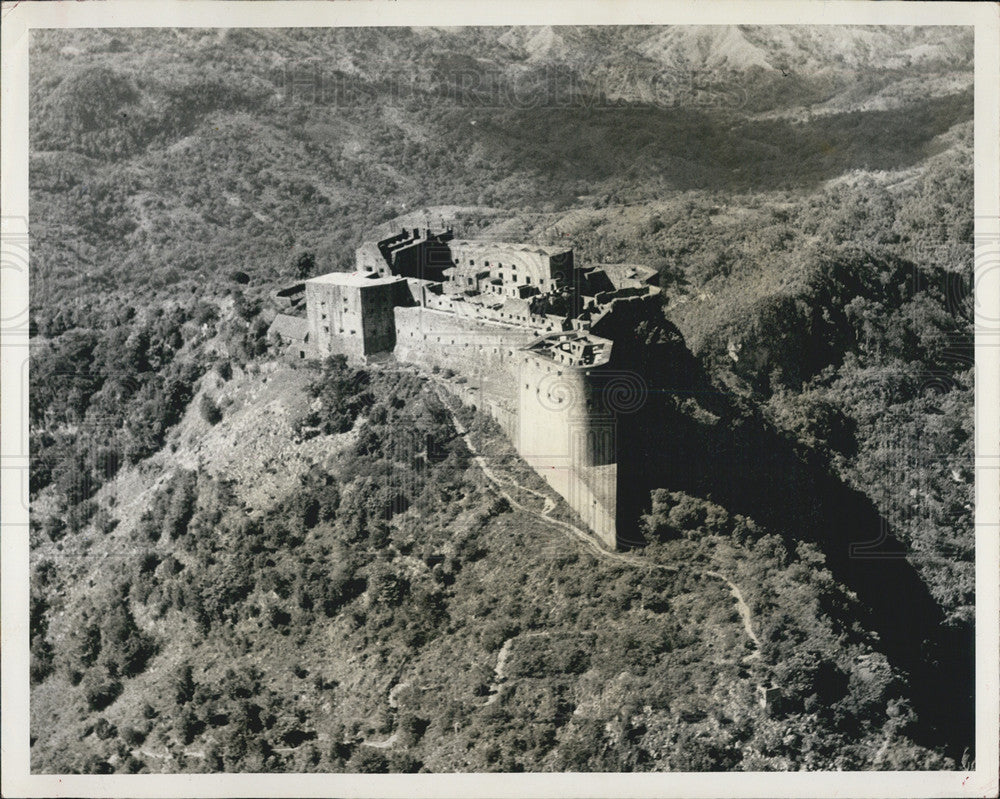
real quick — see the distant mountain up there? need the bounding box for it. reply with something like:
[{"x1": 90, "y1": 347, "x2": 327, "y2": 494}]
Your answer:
[
  {"x1": 33, "y1": 25, "x2": 973, "y2": 109},
  {"x1": 427, "y1": 25, "x2": 973, "y2": 108}
]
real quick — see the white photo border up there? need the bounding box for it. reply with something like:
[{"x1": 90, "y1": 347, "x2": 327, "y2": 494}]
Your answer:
[{"x1": 2, "y1": 1, "x2": 997, "y2": 797}]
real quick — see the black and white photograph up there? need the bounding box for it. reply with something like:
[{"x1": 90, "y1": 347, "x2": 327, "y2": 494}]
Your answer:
[{"x1": 2, "y1": 1, "x2": 998, "y2": 796}]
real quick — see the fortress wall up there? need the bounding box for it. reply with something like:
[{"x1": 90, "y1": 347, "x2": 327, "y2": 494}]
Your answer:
[
  {"x1": 569, "y1": 465, "x2": 618, "y2": 550},
  {"x1": 516, "y1": 353, "x2": 619, "y2": 548},
  {"x1": 355, "y1": 243, "x2": 384, "y2": 274},
  {"x1": 391, "y1": 307, "x2": 617, "y2": 547},
  {"x1": 306, "y1": 278, "x2": 400, "y2": 363},
  {"x1": 516, "y1": 354, "x2": 618, "y2": 467},
  {"x1": 449, "y1": 243, "x2": 553, "y2": 285},
  {"x1": 487, "y1": 399, "x2": 519, "y2": 441},
  {"x1": 361, "y1": 287, "x2": 398, "y2": 356},
  {"x1": 392, "y1": 307, "x2": 537, "y2": 414}
]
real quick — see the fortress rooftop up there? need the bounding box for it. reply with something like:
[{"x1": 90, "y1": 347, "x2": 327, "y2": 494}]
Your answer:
[{"x1": 306, "y1": 271, "x2": 402, "y2": 288}]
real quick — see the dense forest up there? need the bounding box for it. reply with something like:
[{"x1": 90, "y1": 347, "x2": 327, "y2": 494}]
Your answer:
[{"x1": 28, "y1": 26, "x2": 974, "y2": 773}]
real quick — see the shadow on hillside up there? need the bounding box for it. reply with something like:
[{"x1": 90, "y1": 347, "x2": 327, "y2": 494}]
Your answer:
[
  {"x1": 471, "y1": 90, "x2": 972, "y2": 192},
  {"x1": 613, "y1": 329, "x2": 974, "y2": 760}
]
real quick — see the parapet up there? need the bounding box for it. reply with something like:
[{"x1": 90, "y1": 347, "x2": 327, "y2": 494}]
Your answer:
[{"x1": 305, "y1": 271, "x2": 403, "y2": 289}]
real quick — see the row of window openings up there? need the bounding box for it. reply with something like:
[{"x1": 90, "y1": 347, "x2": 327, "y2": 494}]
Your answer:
[
  {"x1": 317, "y1": 301, "x2": 352, "y2": 314},
  {"x1": 465, "y1": 271, "x2": 535, "y2": 286},
  {"x1": 397, "y1": 328, "x2": 528, "y2": 356},
  {"x1": 463, "y1": 259, "x2": 544, "y2": 285}
]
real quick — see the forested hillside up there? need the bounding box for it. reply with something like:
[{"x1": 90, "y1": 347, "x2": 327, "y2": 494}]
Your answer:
[{"x1": 28, "y1": 26, "x2": 974, "y2": 773}]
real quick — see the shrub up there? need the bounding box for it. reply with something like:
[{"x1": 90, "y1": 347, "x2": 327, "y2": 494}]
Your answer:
[
  {"x1": 396, "y1": 714, "x2": 429, "y2": 747},
  {"x1": 94, "y1": 717, "x2": 116, "y2": 740},
  {"x1": 99, "y1": 603, "x2": 156, "y2": 678},
  {"x1": 388, "y1": 751, "x2": 423, "y2": 773},
  {"x1": 199, "y1": 394, "x2": 222, "y2": 425},
  {"x1": 91, "y1": 506, "x2": 118, "y2": 535},
  {"x1": 82, "y1": 670, "x2": 122, "y2": 711},
  {"x1": 30, "y1": 636, "x2": 54, "y2": 684},
  {"x1": 121, "y1": 755, "x2": 145, "y2": 774},
  {"x1": 348, "y1": 746, "x2": 389, "y2": 773},
  {"x1": 177, "y1": 707, "x2": 203, "y2": 745},
  {"x1": 121, "y1": 726, "x2": 146, "y2": 747},
  {"x1": 294, "y1": 252, "x2": 316, "y2": 279},
  {"x1": 267, "y1": 605, "x2": 292, "y2": 629},
  {"x1": 173, "y1": 663, "x2": 196, "y2": 706}
]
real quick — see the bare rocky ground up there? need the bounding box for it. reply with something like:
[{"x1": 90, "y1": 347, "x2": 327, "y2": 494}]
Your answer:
[
  {"x1": 170, "y1": 361, "x2": 354, "y2": 514},
  {"x1": 34, "y1": 361, "x2": 347, "y2": 566}
]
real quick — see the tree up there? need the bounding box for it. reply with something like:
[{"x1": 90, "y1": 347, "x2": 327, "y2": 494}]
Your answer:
[
  {"x1": 30, "y1": 635, "x2": 55, "y2": 684},
  {"x1": 164, "y1": 470, "x2": 197, "y2": 539},
  {"x1": 177, "y1": 706, "x2": 202, "y2": 745},
  {"x1": 99, "y1": 602, "x2": 155, "y2": 678},
  {"x1": 174, "y1": 663, "x2": 196, "y2": 706},
  {"x1": 295, "y1": 251, "x2": 316, "y2": 280},
  {"x1": 70, "y1": 620, "x2": 103, "y2": 670}
]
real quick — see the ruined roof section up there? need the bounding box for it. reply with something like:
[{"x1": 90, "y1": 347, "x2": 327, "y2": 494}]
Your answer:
[
  {"x1": 524, "y1": 330, "x2": 613, "y2": 368},
  {"x1": 268, "y1": 313, "x2": 309, "y2": 341},
  {"x1": 595, "y1": 264, "x2": 660, "y2": 290},
  {"x1": 356, "y1": 241, "x2": 387, "y2": 268}
]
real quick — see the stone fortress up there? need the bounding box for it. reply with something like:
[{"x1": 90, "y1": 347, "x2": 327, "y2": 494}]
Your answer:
[{"x1": 269, "y1": 228, "x2": 664, "y2": 550}]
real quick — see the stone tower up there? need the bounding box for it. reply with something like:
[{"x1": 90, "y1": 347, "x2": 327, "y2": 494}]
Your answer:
[
  {"x1": 305, "y1": 272, "x2": 403, "y2": 362},
  {"x1": 516, "y1": 331, "x2": 623, "y2": 549}
]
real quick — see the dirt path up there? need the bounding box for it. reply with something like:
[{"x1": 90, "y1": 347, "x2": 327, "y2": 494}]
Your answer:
[
  {"x1": 485, "y1": 631, "x2": 552, "y2": 705},
  {"x1": 485, "y1": 637, "x2": 515, "y2": 706},
  {"x1": 362, "y1": 731, "x2": 399, "y2": 749},
  {"x1": 703, "y1": 570, "x2": 761, "y2": 659}
]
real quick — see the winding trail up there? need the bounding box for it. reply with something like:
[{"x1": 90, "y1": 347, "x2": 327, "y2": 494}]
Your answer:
[
  {"x1": 433, "y1": 384, "x2": 761, "y2": 661},
  {"x1": 363, "y1": 731, "x2": 399, "y2": 749}
]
